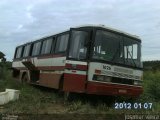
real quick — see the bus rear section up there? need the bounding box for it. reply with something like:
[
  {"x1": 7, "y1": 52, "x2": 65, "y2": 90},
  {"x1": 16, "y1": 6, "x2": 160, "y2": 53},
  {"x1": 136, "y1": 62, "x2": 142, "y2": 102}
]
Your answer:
[
  {"x1": 12, "y1": 32, "x2": 69, "y2": 89},
  {"x1": 12, "y1": 25, "x2": 143, "y2": 98}
]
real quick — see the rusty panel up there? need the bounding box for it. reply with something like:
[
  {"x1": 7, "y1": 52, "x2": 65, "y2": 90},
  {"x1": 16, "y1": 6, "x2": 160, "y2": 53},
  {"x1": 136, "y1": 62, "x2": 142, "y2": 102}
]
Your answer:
[
  {"x1": 87, "y1": 81, "x2": 143, "y2": 97},
  {"x1": 63, "y1": 73, "x2": 87, "y2": 93},
  {"x1": 39, "y1": 73, "x2": 61, "y2": 89}
]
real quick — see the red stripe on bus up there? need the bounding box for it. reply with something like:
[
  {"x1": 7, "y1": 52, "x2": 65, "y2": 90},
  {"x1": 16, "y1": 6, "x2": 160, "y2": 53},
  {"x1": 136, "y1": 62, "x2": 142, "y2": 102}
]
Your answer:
[
  {"x1": 13, "y1": 66, "x2": 65, "y2": 70},
  {"x1": 65, "y1": 64, "x2": 88, "y2": 71},
  {"x1": 63, "y1": 73, "x2": 87, "y2": 93},
  {"x1": 86, "y1": 81, "x2": 143, "y2": 97}
]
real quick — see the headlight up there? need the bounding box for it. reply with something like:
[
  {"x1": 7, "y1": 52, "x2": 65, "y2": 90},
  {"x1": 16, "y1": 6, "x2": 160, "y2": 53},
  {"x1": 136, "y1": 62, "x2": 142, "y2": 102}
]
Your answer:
[
  {"x1": 134, "y1": 81, "x2": 138, "y2": 85},
  {"x1": 104, "y1": 76, "x2": 111, "y2": 82},
  {"x1": 93, "y1": 75, "x2": 111, "y2": 82},
  {"x1": 134, "y1": 80, "x2": 142, "y2": 86},
  {"x1": 97, "y1": 75, "x2": 104, "y2": 81}
]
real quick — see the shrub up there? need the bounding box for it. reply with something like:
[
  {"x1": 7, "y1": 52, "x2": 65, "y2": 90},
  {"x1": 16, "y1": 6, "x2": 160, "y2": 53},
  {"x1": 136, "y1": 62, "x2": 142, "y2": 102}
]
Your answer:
[
  {"x1": 143, "y1": 71, "x2": 160, "y2": 102},
  {"x1": 0, "y1": 62, "x2": 12, "y2": 80}
]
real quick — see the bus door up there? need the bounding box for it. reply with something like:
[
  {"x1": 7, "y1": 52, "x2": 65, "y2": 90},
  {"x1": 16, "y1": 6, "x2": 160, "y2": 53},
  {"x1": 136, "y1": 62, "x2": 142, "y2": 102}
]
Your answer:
[{"x1": 63, "y1": 28, "x2": 91, "y2": 93}]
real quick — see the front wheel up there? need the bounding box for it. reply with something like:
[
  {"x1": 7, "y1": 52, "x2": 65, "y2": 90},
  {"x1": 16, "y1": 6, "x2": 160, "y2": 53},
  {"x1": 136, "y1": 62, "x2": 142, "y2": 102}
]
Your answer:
[{"x1": 64, "y1": 92, "x2": 72, "y2": 101}]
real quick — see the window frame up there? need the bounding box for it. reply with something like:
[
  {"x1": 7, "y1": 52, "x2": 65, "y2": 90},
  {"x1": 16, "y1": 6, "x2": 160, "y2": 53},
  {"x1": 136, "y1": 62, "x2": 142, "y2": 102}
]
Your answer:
[
  {"x1": 31, "y1": 40, "x2": 43, "y2": 57},
  {"x1": 40, "y1": 37, "x2": 54, "y2": 55},
  {"x1": 22, "y1": 43, "x2": 32, "y2": 58},
  {"x1": 92, "y1": 30, "x2": 123, "y2": 62},
  {"x1": 14, "y1": 45, "x2": 24, "y2": 59},
  {"x1": 90, "y1": 27, "x2": 142, "y2": 69},
  {"x1": 54, "y1": 31, "x2": 69, "y2": 55},
  {"x1": 66, "y1": 28, "x2": 92, "y2": 61},
  {"x1": 13, "y1": 31, "x2": 71, "y2": 60}
]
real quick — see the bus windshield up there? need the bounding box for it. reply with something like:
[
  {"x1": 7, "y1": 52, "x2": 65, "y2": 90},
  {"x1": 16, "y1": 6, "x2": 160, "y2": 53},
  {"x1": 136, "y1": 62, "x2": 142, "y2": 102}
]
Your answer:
[{"x1": 92, "y1": 30, "x2": 142, "y2": 68}]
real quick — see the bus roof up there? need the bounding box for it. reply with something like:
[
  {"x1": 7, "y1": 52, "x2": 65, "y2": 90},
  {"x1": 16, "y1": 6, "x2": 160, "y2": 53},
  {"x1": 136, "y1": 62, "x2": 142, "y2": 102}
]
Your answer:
[
  {"x1": 74, "y1": 24, "x2": 140, "y2": 39},
  {"x1": 42, "y1": 24, "x2": 140, "y2": 40},
  {"x1": 18, "y1": 24, "x2": 141, "y2": 46}
]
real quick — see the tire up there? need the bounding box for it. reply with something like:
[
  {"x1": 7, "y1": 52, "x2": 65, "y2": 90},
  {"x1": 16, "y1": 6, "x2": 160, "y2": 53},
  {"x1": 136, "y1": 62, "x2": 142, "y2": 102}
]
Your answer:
[
  {"x1": 64, "y1": 92, "x2": 72, "y2": 101},
  {"x1": 59, "y1": 76, "x2": 64, "y2": 91},
  {"x1": 22, "y1": 73, "x2": 29, "y2": 84}
]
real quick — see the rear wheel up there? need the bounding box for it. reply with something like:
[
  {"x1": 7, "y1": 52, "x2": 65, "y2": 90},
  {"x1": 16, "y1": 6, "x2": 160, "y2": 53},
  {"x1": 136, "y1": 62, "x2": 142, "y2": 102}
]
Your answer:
[{"x1": 22, "y1": 73, "x2": 29, "y2": 84}]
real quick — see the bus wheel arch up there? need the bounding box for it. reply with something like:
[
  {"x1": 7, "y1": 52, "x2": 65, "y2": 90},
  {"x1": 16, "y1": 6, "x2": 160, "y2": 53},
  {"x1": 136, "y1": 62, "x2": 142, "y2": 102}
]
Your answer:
[
  {"x1": 58, "y1": 74, "x2": 72, "y2": 101},
  {"x1": 21, "y1": 72, "x2": 29, "y2": 83}
]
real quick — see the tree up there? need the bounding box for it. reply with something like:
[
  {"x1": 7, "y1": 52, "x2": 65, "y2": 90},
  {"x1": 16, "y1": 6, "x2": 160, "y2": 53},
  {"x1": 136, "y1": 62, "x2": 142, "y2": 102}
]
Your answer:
[
  {"x1": 0, "y1": 51, "x2": 6, "y2": 62},
  {"x1": 0, "y1": 51, "x2": 5, "y2": 58}
]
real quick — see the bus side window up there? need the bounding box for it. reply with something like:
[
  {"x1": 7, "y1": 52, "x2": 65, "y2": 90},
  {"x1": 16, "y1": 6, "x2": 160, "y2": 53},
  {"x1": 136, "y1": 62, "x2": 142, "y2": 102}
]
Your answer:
[
  {"x1": 23, "y1": 44, "x2": 31, "y2": 57},
  {"x1": 55, "y1": 33, "x2": 69, "y2": 53},
  {"x1": 32, "y1": 41, "x2": 42, "y2": 56},
  {"x1": 15, "y1": 46, "x2": 23, "y2": 58},
  {"x1": 41, "y1": 38, "x2": 53, "y2": 55},
  {"x1": 51, "y1": 37, "x2": 56, "y2": 53},
  {"x1": 69, "y1": 31, "x2": 88, "y2": 60}
]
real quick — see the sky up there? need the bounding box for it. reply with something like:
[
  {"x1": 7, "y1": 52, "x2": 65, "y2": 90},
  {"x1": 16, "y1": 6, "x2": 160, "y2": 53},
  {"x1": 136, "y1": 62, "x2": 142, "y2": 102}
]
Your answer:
[{"x1": 0, "y1": 0, "x2": 160, "y2": 61}]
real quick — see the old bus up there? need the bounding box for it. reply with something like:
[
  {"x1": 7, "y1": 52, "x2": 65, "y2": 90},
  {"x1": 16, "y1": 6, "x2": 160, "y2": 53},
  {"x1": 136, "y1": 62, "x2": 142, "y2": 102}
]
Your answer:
[{"x1": 12, "y1": 25, "x2": 143, "y2": 98}]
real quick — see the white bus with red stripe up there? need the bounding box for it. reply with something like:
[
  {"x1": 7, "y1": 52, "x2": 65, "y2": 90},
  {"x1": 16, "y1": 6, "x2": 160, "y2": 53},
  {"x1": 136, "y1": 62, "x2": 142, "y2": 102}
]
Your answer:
[{"x1": 12, "y1": 25, "x2": 143, "y2": 97}]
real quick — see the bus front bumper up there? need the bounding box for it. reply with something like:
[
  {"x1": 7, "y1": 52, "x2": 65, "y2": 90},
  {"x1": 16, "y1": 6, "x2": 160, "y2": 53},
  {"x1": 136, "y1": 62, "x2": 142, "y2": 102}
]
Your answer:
[{"x1": 86, "y1": 81, "x2": 143, "y2": 97}]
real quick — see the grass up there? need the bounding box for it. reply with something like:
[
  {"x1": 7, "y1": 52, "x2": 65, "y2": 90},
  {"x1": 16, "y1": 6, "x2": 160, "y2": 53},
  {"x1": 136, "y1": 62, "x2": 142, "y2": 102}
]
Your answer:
[{"x1": 0, "y1": 64, "x2": 160, "y2": 119}]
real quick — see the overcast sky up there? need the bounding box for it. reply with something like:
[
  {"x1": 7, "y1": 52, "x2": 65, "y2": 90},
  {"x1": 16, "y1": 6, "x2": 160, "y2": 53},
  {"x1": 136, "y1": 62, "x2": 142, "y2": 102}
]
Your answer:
[{"x1": 0, "y1": 0, "x2": 160, "y2": 61}]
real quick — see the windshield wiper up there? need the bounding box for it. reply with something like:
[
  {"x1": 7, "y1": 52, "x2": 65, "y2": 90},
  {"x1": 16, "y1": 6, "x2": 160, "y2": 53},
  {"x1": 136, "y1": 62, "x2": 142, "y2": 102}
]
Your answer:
[{"x1": 127, "y1": 47, "x2": 137, "y2": 67}]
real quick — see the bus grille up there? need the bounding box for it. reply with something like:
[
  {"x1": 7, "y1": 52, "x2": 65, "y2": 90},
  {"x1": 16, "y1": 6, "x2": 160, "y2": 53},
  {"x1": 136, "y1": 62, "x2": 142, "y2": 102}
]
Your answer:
[
  {"x1": 93, "y1": 75, "x2": 142, "y2": 86},
  {"x1": 101, "y1": 70, "x2": 141, "y2": 80},
  {"x1": 111, "y1": 77, "x2": 134, "y2": 85}
]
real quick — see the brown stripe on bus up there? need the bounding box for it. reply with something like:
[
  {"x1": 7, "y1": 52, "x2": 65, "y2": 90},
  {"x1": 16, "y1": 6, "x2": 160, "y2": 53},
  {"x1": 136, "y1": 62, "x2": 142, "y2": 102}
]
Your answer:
[{"x1": 37, "y1": 54, "x2": 65, "y2": 59}]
